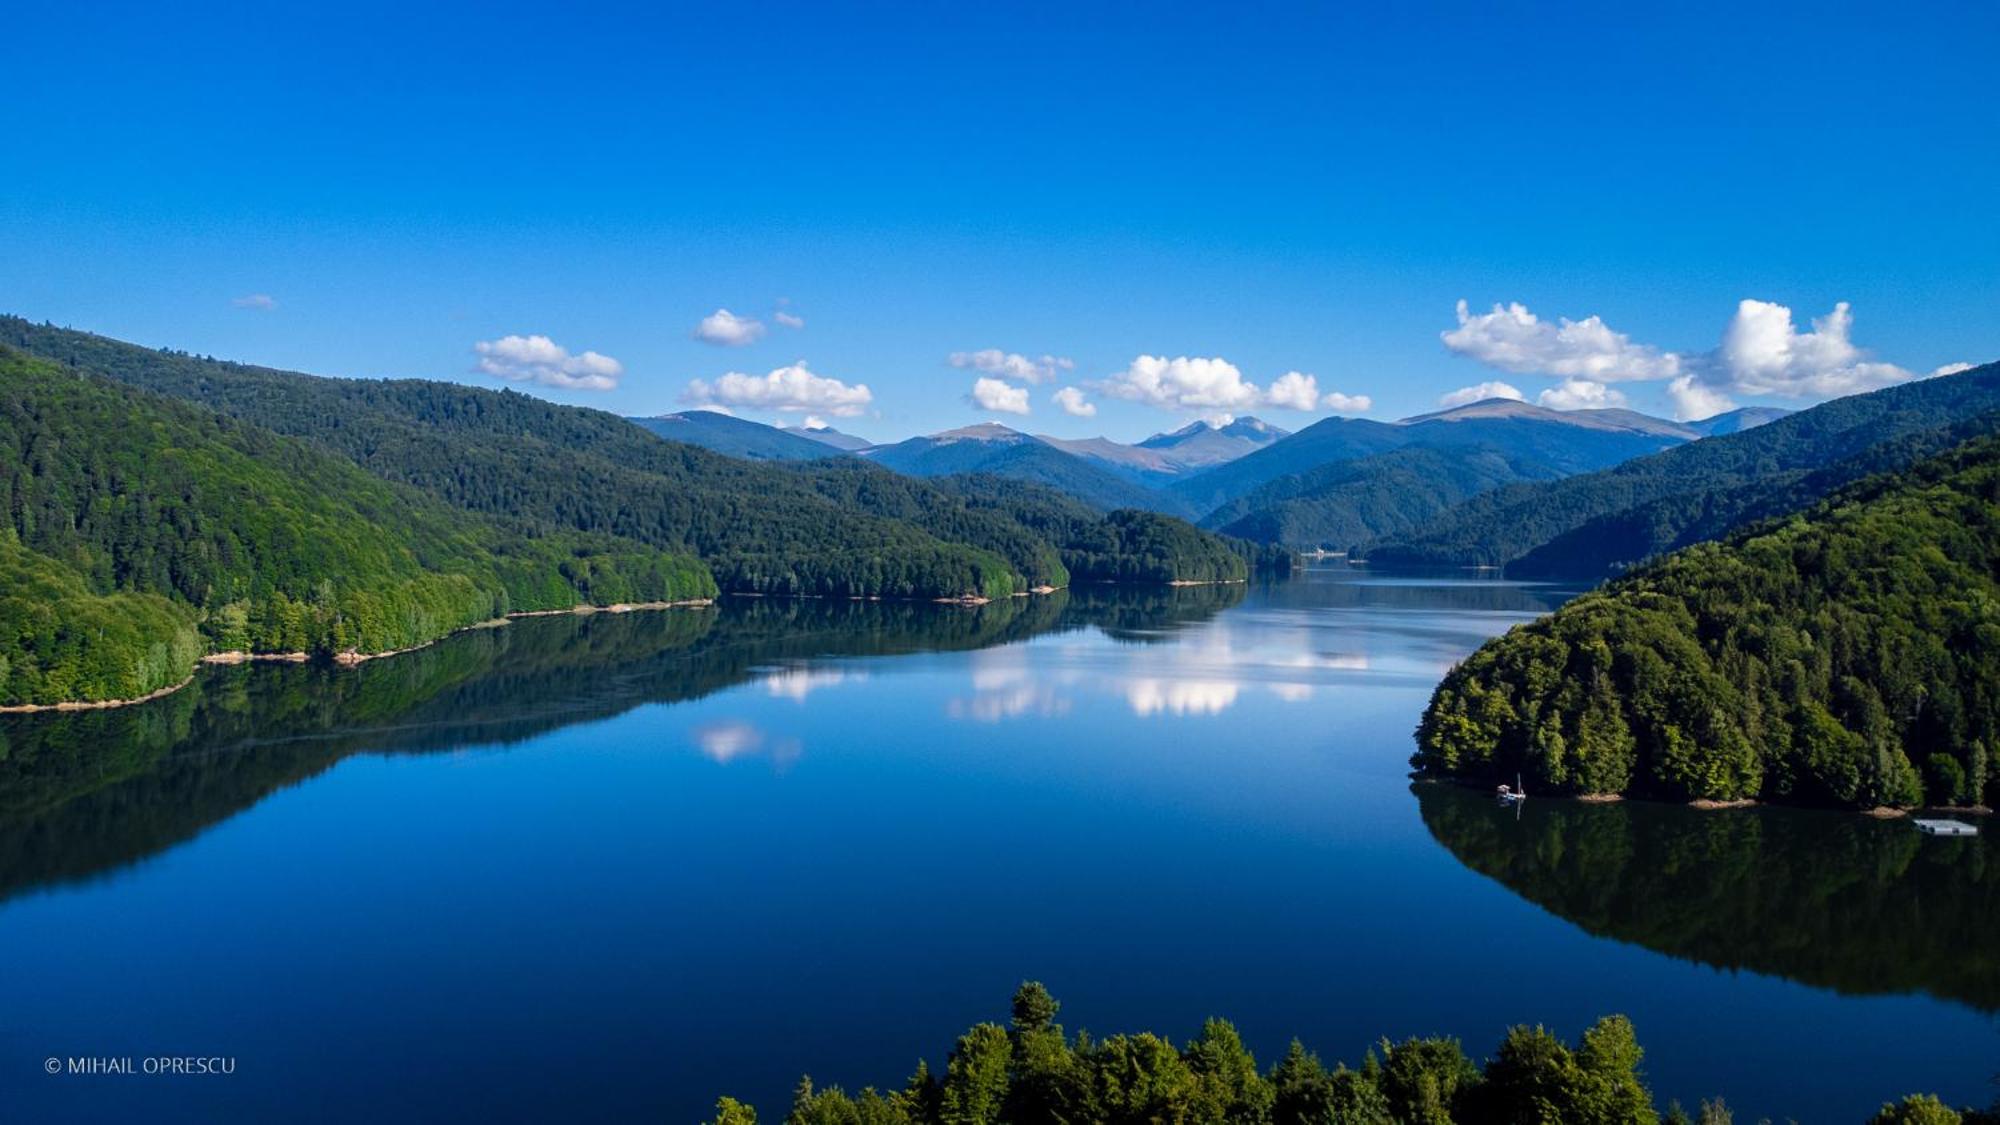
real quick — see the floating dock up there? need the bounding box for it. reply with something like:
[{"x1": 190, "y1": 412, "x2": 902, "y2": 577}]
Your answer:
[{"x1": 1914, "y1": 818, "x2": 1979, "y2": 837}]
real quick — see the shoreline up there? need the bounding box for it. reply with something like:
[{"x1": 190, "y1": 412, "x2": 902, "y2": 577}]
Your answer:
[
  {"x1": 0, "y1": 674, "x2": 198, "y2": 715},
  {"x1": 1, "y1": 598, "x2": 715, "y2": 715},
  {"x1": 4, "y1": 574, "x2": 1226, "y2": 714},
  {"x1": 1415, "y1": 775, "x2": 1968, "y2": 821}
]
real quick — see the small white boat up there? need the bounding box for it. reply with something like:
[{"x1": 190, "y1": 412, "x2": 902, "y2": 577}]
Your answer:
[
  {"x1": 1914, "y1": 818, "x2": 1978, "y2": 837},
  {"x1": 1496, "y1": 775, "x2": 1528, "y2": 804}
]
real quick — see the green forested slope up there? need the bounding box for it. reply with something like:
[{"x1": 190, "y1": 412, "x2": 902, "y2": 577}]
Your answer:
[
  {"x1": 1166, "y1": 408, "x2": 1684, "y2": 517},
  {"x1": 1366, "y1": 363, "x2": 2000, "y2": 571},
  {"x1": 864, "y1": 430, "x2": 1180, "y2": 514},
  {"x1": 1415, "y1": 434, "x2": 2000, "y2": 808},
  {"x1": 1201, "y1": 445, "x2": 1571, "y2": 549},
  {"x1": 942, "y1": 475, "x2": 1275, "y2": 583},
  {"x1": 0, "y1": 317, "x2": 1247, "y2": 597},
  {"x1": 1504, "y1": 411, "x2": 2000, "y2": 578},
  {"x1": 0, "y1": 349, "x2": 714, "y2": 705},
  {"x1": 0, "y1": 537, "x2": 203, "y2": 706},
  {"x1": 627, "y1": 410, "x2": 846, "y2": 461}
]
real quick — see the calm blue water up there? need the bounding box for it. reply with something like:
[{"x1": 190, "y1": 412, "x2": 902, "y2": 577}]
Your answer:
[{"x1": 1, "y1": 568, "x2": 1993, "y2": 1121}]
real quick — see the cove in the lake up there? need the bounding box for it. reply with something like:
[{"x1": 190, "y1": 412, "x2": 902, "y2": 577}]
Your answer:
[{"x1": 0, "y1": 569, "x2": 1993, "y2": 1123}]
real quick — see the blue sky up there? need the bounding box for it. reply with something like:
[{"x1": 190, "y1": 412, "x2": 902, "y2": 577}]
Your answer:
[{"x1": 3, "y1": 1, "x2": 1996, "y2": 440}]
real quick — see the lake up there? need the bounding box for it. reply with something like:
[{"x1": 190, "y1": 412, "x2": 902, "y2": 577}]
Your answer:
[{"x1": 1, "y1": 566, "x2": 1993, "y2": 1121}]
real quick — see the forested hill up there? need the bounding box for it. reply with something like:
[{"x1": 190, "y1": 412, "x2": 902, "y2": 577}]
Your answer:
[
  {"x1": 1363, "y1": 361, "x2": 2000, "y2": 573},
  {"x1": 0, "y1": 317, "x2": 1262, "y2": 601},
  {"x1": 1198, "y1": 444, "x2": 1573, "y2": 550},
  {"x1": 942, "y1": 475, "x2": 1273, "y2": 583},
  {"x1": 1414, "y1": 432, "x2": 2000, "y2": 809},
  {"x1": 862, "y1": 426, "x2": 1180, "y2": 514},
  {"x1": 628, "y1": 410, "x2": 846, "y2": 462},
  {"x1": 0, "y1": 349, "x2": 714, "y2": 707}
]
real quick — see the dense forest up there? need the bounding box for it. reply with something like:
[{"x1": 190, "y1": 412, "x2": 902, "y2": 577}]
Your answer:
[
  {"x1": 864, "y1": 428, "x2": 1179, "y2": 514},
  {"x1": 945, "y1": 475, "x2": 1279, "y2": 583},
  {"x1": 0, "y1": 350, "x2": 714, "y2": 706},
  {"x1": 1364, "y1": 362, "x2": 2000, "y2": 572},
  {"x1": 1504, "y1": 410, "x2": 2000, "y2": 578},
  {"x1": 1200, "y1": 444, "x2": 1571, "y2": 550},
  {"x1": 1414, "y1": 434, "x2": 2000, "y2": 808},
  {"x1": 701, "y1": 983, "x2": 1989, "y2": 1125},
  {"x1": 0, "y1": 317, "x2": 1260, "y2": 601}
]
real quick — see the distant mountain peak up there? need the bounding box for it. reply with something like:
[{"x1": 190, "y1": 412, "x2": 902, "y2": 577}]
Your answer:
[
  {"x1": 932, "y1": 422, "x2": 1030, "y2": 443},
  {"x1": 1399, "y1": 399, "x2": 1693, "y2": 438},
  {"x1": 779, "y1": 421, "x2": 873, "y2": 450},
  {"x1": 1220, "y1": 415, "x2": 1282, "y2": 437},
  {"x1": 1137, "y1": 415, "x2": 1289, "y2": 451}
]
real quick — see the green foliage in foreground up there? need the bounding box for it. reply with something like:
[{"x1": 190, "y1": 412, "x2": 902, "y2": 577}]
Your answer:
[
  {"x1": 704, "y1": 984, "x2": 1993, "y2": 1125},
  {"x1": 0, "y1": 348, "x2": 714, "y2": 705},
  {"x1": 1415, "y1": 434, "x2": 2000, "y2": 807}
]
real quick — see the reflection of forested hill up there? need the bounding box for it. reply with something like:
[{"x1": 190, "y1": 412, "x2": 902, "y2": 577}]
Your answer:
[
  {"x1": 1415, "y1": 784, "x2": 2000, "y2": 1011},
  {"x1": 1254, "y1": 570, "x2": 1577, "y2": 617},
  {"x1": 0, "y1": 587, "x2": 1241, "y2": 903}
]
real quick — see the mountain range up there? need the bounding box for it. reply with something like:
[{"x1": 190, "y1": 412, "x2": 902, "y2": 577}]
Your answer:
[
  {"x1": 524, "y1": 373, "x2": 2000, "y2": 577},
  {"x1": 827, "y1": 365, "x2": 2000, "y2": 583},
  {"x1": 625, "y1": 402, "x2": 1790, "y2": 542},
  {"x1": 1363, "y1": 361, "x2": 2000, "y2": 576}
]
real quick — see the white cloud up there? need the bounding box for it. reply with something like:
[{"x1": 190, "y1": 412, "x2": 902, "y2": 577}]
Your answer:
[
  {"x1": 1052, "y1": 386, "x2": 1096, "y2": 418},
  {"x1": 1266, "y1": 371, "x2": 1320, "y2": 411},
  {"x1": 1536, "y1": 378, "x2": 1628, "y2": 411},
  {"x1": 948, "y1": 349, "x2": 1074, "y2": 385},
  {"x1": 1665, "y1": 375, "x2": 1736, "y2": 421},
  {"x1": 474, "y1": 334, "x2": 624, "y2": 391},
  {"x1": 1665, "y1": 300, "x2": 1965, "y2": 420},
  {"x1": 1445, "y1": 297, "x2": 1965, "y2": 422},
  {"x1": 692, "y1": 308, "x2": 767, "y2": 346},
  {"x1": 232, "y1": 293, "x2": 277, "y2": 310},
  {"x1": 1716, "y1": 300, "x2": 1916, "y2": 398},
  {"x1": 1099, "y1": 355, "x2": 1264, "y2": 412},
  {"x1": 1099, "y1": 355, "x2": 1371, "y2": 416},
  {"x1": 1932, "y1": 362, "x2": 1975, "y2": 377},
  {"x1": 773, "y1": 310, "x2": 806, "y2": 330},
  {"x1": 1444, "y1": 299, "x2": 1683, "y2": 382},
  {"x1": 1438, "y1": 380, "x2": 1524, "y2": 408},
  {"x1": 684, "y1": 362, "x2": 872, "y2": 416},
  {"x1": 969, "y1": 377, "x2": 1031, "y2": 415}
]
